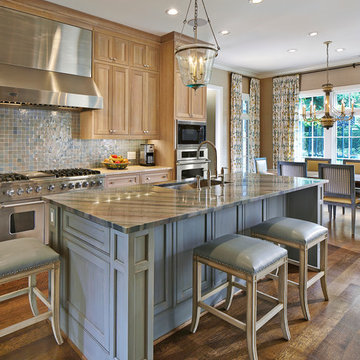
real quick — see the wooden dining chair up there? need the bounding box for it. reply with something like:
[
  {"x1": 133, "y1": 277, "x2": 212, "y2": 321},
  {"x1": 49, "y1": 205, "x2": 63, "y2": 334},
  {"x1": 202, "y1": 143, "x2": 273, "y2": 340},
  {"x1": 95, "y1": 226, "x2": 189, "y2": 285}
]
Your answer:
[
  {"x1": 318, "y1": 164, "x2": 360, "y2": 236},
  {"x1": 305, "y1": 158, "x2": 331, "y2": 172},
  {"x1": 254, "y1": 157, "x2": 269, "y2": 174},
  {"x1": 277, "y1": 161, "x2": 307, "y2": 177}
]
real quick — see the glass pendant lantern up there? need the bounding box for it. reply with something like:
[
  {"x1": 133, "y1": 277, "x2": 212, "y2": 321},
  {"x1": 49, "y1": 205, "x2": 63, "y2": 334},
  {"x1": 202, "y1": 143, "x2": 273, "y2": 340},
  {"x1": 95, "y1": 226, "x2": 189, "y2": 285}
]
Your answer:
[{"x1": 175, "y1": 0, "x2": 220, "y2": 90}]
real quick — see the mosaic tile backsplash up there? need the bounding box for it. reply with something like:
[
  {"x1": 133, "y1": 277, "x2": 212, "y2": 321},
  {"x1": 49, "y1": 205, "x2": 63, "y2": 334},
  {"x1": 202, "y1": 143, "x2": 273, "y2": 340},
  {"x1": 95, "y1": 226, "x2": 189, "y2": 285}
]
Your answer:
[{"x1": 0, "y1": 106, "x2": 145, "y2": 172}]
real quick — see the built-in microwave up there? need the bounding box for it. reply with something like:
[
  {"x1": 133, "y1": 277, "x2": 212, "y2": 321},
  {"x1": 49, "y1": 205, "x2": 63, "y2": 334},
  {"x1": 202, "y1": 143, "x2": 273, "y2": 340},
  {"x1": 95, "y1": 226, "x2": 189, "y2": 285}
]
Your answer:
[{"x1": 177, "y1": 120, "x2": 206, "y2": 147}]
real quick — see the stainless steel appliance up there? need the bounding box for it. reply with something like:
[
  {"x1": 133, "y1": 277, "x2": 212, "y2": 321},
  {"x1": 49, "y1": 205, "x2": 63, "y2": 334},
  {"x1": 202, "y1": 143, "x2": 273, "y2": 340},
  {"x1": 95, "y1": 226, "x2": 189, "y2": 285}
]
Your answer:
[
  {"x1": 0, "y1": 169, "x2": 104, "y2": 242},
  {"x1": 176, "y1": 148, "x2": 209, "y2": 181},
  {"x1": 177, "y1": 120, "x2": 206, "y2": 147},
  {"x1": 140, "y1": 144, "x2": 155, "y2": 166},
  {"x1": 0, "y1": 7, "x2": 102, "y2": 109}
]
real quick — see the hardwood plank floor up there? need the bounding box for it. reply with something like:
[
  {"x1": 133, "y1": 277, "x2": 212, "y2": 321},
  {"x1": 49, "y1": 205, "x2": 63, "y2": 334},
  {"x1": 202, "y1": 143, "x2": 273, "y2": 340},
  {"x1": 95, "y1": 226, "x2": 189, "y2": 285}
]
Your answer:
[{"x1": 1, "y1": 207, "x2": 360, "y2": 359}]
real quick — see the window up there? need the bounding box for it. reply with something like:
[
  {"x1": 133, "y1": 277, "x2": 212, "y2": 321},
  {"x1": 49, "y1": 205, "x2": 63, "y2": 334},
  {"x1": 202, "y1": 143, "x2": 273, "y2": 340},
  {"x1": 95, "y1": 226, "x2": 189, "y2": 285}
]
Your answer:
[
  {"x1": 242, "y1": 94, "x2": 250, "y2": 171},
  {"x1": 297, "y1": 86, "x2": 360, "y2": 163},
  {"x1": 298, "y1": 95, "x2": 325, "y2": 158}
]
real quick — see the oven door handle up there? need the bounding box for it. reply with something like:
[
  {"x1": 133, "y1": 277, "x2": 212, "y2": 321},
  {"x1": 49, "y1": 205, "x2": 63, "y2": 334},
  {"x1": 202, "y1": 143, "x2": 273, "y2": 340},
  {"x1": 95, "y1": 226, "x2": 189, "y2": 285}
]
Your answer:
[
  {"x1": 1, "y1": 200, "x2": 45, "y2": 208},
  {"x1": 176, "y1": 159, "x2": 211, "y2": 165}
]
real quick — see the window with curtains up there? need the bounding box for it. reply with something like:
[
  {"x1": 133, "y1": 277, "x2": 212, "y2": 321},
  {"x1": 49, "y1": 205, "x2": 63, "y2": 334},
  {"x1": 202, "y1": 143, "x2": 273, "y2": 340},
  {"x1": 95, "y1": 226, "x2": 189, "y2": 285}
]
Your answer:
[
  {"x1": 296, "y1": 86, "x2": 360, "y2": 162},
  {"x1": 242, "y1": 93, "x2": 250, "y2": 171}
]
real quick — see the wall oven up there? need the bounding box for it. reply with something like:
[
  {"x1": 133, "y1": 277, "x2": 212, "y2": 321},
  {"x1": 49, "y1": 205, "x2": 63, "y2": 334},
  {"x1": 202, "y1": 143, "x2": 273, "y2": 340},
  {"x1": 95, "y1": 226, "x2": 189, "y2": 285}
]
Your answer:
[
  {"x1": 177, "y1": 120, "x2": 206, "y2": 147},
  {"x1": 176, "y1": 148, "x2": 209, "y2": 181}
]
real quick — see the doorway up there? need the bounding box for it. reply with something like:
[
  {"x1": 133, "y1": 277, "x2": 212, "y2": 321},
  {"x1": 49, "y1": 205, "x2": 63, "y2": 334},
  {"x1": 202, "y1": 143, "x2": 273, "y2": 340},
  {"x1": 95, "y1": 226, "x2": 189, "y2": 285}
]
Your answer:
[{"x1": 206, "y1": 85, "x2": 225, "y2": 174}]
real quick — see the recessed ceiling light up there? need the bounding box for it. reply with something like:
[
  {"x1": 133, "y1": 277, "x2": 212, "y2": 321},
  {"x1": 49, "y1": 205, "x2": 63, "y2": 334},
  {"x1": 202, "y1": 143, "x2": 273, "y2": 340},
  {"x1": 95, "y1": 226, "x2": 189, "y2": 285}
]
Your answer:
[
  {"x1": 219, "y1": 30, "x2": 230, "y2": 35},
  {"x1": 165, "y1": 8, "x2": 178, "y2": 16},
  {"x1": 336, "y1": 48, "x2": 345, "y2": 52},
  {"x1": 249, "y1": 0, "x2": 263, "y2": 3},
  {"x1": 287, "y1": 49, "x2": 297, "y2": 53},
  {"x1": 308, "y1": 31, "x2": 318, "y2": 37}
]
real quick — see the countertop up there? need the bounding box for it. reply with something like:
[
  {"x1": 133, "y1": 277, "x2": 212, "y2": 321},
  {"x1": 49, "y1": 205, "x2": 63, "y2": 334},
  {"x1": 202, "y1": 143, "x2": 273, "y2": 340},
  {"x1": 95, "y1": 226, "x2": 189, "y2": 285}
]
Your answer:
[
  {"x1": 44, "y1": 173, "x2": 326, "y2": 234},
  {"x1": 92, "y1": 165, "x2": 172, "y2": 175}
]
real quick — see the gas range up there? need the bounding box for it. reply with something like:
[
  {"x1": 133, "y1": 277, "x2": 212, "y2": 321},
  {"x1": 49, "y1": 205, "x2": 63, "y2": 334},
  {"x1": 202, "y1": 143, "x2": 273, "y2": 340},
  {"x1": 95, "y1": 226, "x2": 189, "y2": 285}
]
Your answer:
[{"x1": 0, "y1": 168, "x2": 104, "y2": 202}]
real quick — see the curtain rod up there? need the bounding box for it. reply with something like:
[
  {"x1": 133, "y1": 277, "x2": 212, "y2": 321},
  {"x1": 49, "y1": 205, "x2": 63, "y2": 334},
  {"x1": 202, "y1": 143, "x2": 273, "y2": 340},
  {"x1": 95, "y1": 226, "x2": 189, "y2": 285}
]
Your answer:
[{"x1": 273, "y1": 62, "x2": 360, "y2": 78}]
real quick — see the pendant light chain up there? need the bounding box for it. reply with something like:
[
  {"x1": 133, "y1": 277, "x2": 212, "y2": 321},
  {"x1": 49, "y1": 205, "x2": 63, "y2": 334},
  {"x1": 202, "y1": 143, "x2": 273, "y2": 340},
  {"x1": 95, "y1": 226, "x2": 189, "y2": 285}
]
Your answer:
[
  {"x1": 326, "y1": 42, "x2": 329, "y2": 84},
  {"x1": 193, "y1": 0, "x2": 198, "y2": 42},
  {"x1": 178, "y1": 0, "x2": 193, "y2": 49},
  {"x1": 201, "y1": 0, "x2": 220, "y2": 50}
]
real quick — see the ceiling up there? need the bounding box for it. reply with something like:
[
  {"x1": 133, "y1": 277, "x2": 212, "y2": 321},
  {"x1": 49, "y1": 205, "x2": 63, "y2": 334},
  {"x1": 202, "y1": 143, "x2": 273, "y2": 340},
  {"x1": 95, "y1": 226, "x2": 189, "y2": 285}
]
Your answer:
[{"x1": 46, "y1": 0, "x2": 360, "y2": 78}]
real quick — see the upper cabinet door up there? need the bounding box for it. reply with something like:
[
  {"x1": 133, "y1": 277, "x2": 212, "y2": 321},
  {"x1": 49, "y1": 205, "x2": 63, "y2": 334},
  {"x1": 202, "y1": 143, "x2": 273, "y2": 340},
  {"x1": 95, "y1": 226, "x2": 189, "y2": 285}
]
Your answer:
[
  {"x1": 94, "y1": 62, "x2": 112, "y2": 135},
  {"x1": 129, "y1": 69, "x2": 146, "y2": 135},
  {"x1": 146, "y1": 45, "x2": 160, "y2": 72},
  {"x1": 112, "y1": 37, "x2": 129, "y2": 65},
  {"x1": 146, "y1": 72, "x2": 159, "y2": 136},
  {"x1": 112, "y1": 66, "x2": 129, "y2": 135},
  {"x1": 130, "y1": 42, "x2": 147, "y2": 69},
  {"x1": 175, "y1": 72, "x2": 191, "y2": 118},
  {"x1": 94, "y1": 33, "x2": 112, "y2": 62},
  {"x1": 190, "y1": 86, "x2": 207, "y2": 120}
]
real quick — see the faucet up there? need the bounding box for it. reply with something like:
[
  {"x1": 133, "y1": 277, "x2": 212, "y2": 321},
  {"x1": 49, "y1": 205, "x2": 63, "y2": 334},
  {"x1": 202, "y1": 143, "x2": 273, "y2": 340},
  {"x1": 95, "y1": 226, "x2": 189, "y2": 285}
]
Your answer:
[{"x1": 197, "y1": 140, "x2": 218, "y2": 179}]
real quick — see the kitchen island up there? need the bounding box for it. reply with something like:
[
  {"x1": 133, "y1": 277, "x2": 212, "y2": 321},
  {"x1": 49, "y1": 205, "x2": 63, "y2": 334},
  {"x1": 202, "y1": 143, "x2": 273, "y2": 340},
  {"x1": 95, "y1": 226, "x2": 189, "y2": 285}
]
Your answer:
[{"x1": 44, "y1": 173, "x2": 325, "y2": 360}]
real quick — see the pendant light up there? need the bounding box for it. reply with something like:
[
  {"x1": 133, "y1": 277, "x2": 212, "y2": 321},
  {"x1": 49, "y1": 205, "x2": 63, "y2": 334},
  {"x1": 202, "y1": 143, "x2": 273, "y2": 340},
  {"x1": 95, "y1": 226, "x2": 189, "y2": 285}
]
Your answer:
[{"x1": 175, "y1": 0, "x2": 220, "y2": 91}]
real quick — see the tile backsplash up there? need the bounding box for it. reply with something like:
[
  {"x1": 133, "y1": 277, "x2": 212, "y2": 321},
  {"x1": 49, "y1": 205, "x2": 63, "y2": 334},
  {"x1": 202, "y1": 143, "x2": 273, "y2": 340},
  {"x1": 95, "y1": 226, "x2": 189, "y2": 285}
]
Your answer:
[{"x1": 0, "y1": 106, "x2": 145, "y2": 172}]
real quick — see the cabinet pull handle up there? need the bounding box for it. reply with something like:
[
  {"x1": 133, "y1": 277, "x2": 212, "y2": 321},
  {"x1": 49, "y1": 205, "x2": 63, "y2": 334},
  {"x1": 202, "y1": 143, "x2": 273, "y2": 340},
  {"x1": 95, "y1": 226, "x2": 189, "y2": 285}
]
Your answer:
[
  {"x1": 113, "y1": 57, "x2": 117, "y2": 61},
  {"x1": 162, "y1": 175, "x2": 167, "y2": 178}
]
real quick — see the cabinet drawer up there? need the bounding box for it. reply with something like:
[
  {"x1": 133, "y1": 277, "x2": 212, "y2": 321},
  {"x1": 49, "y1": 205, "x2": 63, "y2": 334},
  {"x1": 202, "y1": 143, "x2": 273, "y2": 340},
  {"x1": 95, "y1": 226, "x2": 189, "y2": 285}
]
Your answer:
[
  {"x1": 140, "y1": 171, "x2": 170, "y2": 184},
  {"x1": 105, "y1": 174, "x2": 139, "y2": 188}
]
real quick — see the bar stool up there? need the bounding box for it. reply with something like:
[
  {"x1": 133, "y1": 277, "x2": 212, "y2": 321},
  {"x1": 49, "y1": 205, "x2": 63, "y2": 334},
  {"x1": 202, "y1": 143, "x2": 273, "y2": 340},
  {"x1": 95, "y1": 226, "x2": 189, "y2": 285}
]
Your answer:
[
  {"x1": 191, "y1": 234, "x2": 290, "y2": 360},
  {"x1": 251, "y1": 217, "x2": 329, "y2": 321},
  {"x1": 0, "y1": 238, "x2": 63, "y2": 345}
]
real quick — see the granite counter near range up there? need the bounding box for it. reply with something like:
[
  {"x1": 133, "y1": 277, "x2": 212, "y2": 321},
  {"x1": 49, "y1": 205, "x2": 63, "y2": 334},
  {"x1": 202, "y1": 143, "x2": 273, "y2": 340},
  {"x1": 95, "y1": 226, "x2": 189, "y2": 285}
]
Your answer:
[{"x1": 44, "y1": 173, "x2": 326, "y2": 360}]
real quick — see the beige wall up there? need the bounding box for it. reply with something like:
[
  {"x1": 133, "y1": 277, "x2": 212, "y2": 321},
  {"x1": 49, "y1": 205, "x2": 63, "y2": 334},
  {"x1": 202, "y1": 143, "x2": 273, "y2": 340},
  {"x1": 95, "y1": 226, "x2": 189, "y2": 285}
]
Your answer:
[{"x1": 259, "y1": 66, "x2": 360, "y2": 169}]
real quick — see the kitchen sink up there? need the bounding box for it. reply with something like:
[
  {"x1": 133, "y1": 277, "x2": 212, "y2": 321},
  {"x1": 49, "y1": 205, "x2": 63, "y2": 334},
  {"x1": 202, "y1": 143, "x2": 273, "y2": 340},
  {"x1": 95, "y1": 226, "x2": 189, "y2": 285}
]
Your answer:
[{"x1": 155, "y1": 179, "x2": 231, "y2": 190}]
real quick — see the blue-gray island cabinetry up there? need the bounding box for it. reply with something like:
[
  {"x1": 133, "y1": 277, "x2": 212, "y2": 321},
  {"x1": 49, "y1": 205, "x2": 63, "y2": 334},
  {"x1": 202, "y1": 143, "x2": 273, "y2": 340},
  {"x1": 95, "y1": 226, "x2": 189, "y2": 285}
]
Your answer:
[{"x1": 45, "y1": 173, "x2": 325, "y2": 360}]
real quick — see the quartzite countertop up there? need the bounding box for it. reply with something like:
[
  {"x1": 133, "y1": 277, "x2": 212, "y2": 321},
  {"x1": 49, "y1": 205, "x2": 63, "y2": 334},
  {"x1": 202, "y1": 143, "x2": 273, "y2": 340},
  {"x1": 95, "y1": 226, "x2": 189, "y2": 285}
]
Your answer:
[
  {"x1": 91, "y1": 165, "x2": 172, "y2": 176},
  {"x1": 44, "y1": 173, "x2": 326, "y2": 234}
]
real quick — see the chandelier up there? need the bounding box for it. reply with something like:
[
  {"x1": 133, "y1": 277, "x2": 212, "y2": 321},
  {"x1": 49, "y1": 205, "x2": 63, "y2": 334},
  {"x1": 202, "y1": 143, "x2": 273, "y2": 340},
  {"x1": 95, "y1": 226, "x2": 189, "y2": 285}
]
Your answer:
[
  {"x1": 302, "y1": 41, "x2": 354, "y2": 129},
  {"x1": 175, "y1": 0, "x2": 220, "y2": 90}
]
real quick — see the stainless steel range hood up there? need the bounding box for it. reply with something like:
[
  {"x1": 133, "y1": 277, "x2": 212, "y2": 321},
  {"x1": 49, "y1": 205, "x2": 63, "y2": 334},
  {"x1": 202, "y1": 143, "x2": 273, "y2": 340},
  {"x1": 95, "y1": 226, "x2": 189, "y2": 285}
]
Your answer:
[{"x1": 0, "y1": 7, "x2": 103, "y2": 110}]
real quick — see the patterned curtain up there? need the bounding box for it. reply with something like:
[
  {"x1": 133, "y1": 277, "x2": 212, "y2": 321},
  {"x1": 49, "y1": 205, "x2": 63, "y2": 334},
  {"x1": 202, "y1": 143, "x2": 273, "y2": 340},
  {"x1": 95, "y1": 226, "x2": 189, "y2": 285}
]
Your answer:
[
  {"x1": 272, "y1": 75, "x2": 300, "y2": 168},
  {"x1": 230, "y1": 73, "x2": 243, "y2": 173},
  {"x1": 248, "y1": 78, "x2": 260, "y2": 172}
]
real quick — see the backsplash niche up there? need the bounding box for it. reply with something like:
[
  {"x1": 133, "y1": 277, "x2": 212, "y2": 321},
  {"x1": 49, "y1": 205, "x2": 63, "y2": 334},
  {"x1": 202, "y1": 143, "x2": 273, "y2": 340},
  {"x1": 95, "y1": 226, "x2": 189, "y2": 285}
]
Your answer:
[{"x1": 0, "y1": 106, "x2": 144, "y2": 172}]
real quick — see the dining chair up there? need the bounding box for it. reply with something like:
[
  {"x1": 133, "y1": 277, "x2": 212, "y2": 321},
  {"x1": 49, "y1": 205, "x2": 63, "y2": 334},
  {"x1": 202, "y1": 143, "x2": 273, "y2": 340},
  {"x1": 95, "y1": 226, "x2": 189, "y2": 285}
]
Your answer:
[
  {"x1": 254, "y1": 157, "x2": 269, "y2": 174},
  {"x1": 342, "y1": 160, "x2": 360, "y2": 214},
  {"x1": 277, "y1": 161, "x2": 307, "y2": 177},
  {"x1": 305, "y1": 158, "x2": 331, "y2": 172},
  {"x1": 318, "y1": 164, "x2": 360, "y2": 236}
]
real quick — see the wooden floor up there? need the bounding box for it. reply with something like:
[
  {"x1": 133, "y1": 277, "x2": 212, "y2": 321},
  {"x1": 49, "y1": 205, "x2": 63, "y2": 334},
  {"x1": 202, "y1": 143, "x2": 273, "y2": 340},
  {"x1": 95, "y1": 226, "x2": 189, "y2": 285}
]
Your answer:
[{"x1": 1, "y1": 207, "x2": 360, "y2": 360}]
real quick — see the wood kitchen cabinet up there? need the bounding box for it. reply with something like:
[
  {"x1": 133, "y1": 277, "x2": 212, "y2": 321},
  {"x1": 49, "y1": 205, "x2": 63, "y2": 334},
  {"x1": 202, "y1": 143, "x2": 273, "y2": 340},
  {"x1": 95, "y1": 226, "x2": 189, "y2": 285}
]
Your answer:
[
  {"x1": 80, "y1": 62, "x2": 129, "y2": 138},
  {"x1": 130, "y1": 69, "x2": 159, "y2": 137},
  {"x1": 94, "y1": 32, "x2": 129, "y2": 65},
  {"x1": 130, "y1": 42, "x2": 159, "y2": 71},
  {"x1": 175, "y1": 72, "x2": 206, "y2": 121}
]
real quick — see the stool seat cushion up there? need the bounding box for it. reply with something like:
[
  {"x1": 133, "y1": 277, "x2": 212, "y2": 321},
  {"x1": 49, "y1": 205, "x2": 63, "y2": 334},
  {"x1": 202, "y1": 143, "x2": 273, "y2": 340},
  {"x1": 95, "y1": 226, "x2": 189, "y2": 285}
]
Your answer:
[
  {"x1": 193, "y1": 234, "x2": 287, "y2": 275},
  {"x1": 251, "y1": 217, "x2": 327, "y2": 245},
  {"x1": 0, "y1": 238, "x2": 59, "y2": 278}
]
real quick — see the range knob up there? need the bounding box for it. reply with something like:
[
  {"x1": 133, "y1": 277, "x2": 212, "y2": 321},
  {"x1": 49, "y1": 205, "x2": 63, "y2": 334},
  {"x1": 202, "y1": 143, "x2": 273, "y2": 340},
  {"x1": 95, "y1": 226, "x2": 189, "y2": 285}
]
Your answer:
[
  {"x1": 26, "y1": 187, "x2": 33, "y2": 194},
  {"x1": 90, "y1": 180, "x2": 96, "y2": 187},
  {"x1": 82, "y1": 181, "x2": 89, "y2": 188},
  {"x1": 68, "y1": 183, "x2": 74, "y2": 189},
  {"x1": 35, "y1": 186, "x2": 42, "y2": 193},
  {"x1": 17, "y1": 188, "x2": 24, "y2": 195},
  {"x1": 60, "y1": 183, "x2": 67, "y2": 190},
  {"x1": 6, "y1": 189, "x2": 15, "y2": 197},
  {"x1": 75, "y1": 182, "x2": 82, "y2": 189},
  {"x1": 48, "y1": 184, "x2": 55, "y2": 191},
  {"x1": 97, "y1": 180, "x2": 103, "y2": 186}
]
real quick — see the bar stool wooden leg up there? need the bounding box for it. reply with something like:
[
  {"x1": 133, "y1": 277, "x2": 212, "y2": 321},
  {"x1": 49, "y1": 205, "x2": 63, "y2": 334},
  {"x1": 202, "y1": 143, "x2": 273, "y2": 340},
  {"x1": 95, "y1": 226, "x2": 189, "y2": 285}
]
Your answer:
[
  {"x1": 224, "y1": 274, "x2": 234, "y2": 311},
  {"x1": 278, "y1": 262, "x2": 290, "y2": 341},
  {"x1": 320, "y1": 239, "x2": 329, "y2": 301},
  {"x1": 190, "y1": 258, "x2": 202, "y2": 333},
  {"x1": 246, "y1": 279, "x2": 258, "y2": 360},
  {"x1": 299, "y1": 248, "x2": 310, "y2": 321},
  {"x1": 28, "y1": 274, "x2": 39, "y2": 317},
  {"x1": 50, "y1": 262, "x2": 63, "y2": 345}
]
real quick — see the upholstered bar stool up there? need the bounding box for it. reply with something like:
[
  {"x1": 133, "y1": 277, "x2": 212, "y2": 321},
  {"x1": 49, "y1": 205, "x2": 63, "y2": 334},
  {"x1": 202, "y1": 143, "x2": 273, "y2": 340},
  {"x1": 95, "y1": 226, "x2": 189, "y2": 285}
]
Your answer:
[
  {"x1": 0, "y1": 238, "x2": 63, "y2": 345},
  {"x1": 191, "y1": 234, "x2": 290, "y2": 360},
  {"x1": 251, "y1": 217, "x2": 329, "y2": 321}
]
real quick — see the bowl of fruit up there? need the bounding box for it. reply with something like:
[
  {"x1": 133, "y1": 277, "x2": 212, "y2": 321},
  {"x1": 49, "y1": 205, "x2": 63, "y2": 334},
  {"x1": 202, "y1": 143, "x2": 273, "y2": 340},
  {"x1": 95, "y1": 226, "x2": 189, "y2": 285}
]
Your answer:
[{"x1": 103, "y1": 155, "x2": 130, "y2": 169}]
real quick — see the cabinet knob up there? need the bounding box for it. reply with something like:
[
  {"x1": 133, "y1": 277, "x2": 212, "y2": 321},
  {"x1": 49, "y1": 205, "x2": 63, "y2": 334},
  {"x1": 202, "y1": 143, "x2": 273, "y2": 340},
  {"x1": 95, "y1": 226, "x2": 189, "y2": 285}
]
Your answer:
[
  {"x1": 113, "y1": 57, "x2": 117, "y2": 61},
  {"x1": 146, "y1": 177, "x2": 150, "y2": 181},
  {"x1": 143, "y1": 64, "x2": 150, "y2": 68},
  {"x1": 162, "y1": 175, "x2": 167, "y2": 178}
]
